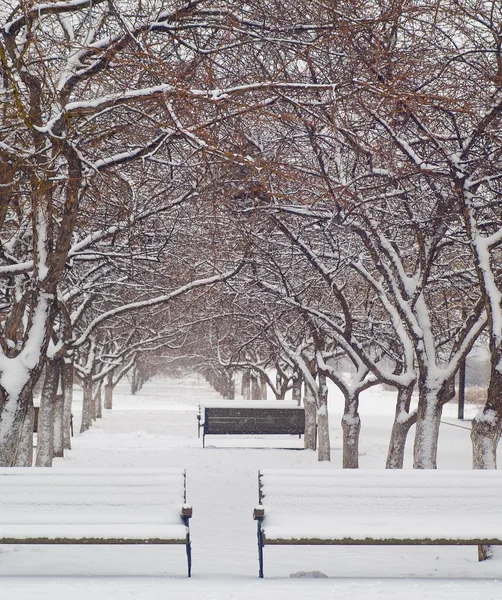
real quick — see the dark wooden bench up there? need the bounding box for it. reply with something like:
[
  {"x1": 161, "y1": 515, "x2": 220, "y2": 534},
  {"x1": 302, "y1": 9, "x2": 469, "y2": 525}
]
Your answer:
[
  {"x1": 0, "y1": 467, "x2": 193, "y2": 577},
  {"x1": 253, "y1": 468, "x2": 502, "y2": 577},
  {"x1": 198, "y1": 402, "x2": 305, "y2": 448}
]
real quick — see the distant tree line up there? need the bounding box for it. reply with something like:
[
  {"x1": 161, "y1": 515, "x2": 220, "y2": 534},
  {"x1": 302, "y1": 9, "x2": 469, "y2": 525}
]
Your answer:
[{"x1": 1, "y1": 1, "x2": 501, "y2": 469}]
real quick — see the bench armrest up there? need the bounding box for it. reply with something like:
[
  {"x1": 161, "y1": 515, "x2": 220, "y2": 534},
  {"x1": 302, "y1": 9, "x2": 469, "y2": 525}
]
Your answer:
[
  {"x1": 253, "y1": 506, "x2": 265, "y2": 520},
  {"x1": 181, "y1": 504, "x2": 193, "y2": 519}
]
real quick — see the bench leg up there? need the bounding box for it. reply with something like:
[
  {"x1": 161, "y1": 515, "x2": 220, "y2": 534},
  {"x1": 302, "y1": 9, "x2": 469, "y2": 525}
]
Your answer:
[
  {"x1": 478, "y1": 544, "x2": 493, "y2": 561},
  {"x1": 257, "y1": 520, "x2": 264, "y2": 578},
  {"x1": 184, "y1": 518, "x2": 192, "y2": 577}
]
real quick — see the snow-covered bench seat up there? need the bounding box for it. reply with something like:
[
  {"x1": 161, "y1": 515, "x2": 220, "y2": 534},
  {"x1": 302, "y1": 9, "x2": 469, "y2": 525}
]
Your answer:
[
  {"x1": 198, "y1": 401, "x2": 305, "y2": 448},
  {"x1": 0, "y1": 467, "x2": 193, "y2": 576},
  {"x1": 253, "y1": 468, "x2": 502, "y2": 577}
]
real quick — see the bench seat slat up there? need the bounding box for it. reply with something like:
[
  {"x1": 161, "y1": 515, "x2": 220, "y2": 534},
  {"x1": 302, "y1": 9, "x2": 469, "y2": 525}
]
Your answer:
[
  {"x1": 262, "y1": 515, "x2": 502, "y2": 543},
  {"x1": 0, "y1": 524, "x2": 188, "y2": 543}
]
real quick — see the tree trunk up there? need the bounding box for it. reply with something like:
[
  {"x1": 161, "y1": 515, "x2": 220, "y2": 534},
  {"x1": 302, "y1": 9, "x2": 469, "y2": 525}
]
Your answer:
[
  {"x1": 471, "y1": 416, "x2": 501, "y2": 469},
  {"x1": 241, "y1": 369, "x2": 251, "y2": 399},
  {"x1": 386, "y1": 384, "x2": 416, "y2": 469},
  {"x1": 80, "y1": 374, "x2": 94, "y2": 433},
  {"x1": 471, "y1": 353, "x2": 502, "y2": 469},
  {"x1": 292, "y1": 368, "x2": 302, "y2": 405},
  {"x1": 130, "y1": 366, "x2": 139, "y2": 395},
  {"x1": 413, "y1": 375, "x2": 456, "y2": 469},
  {"x1": 104, "y1": 372, "x2": 114, "y2": 410},
  {"x1": 251, "y1": 373, "x2": 261, "y2": 400},
  {"x1": 317, "y1": 372, "x2": 330, "y2": 461},
  {"x1": 259, "y1": 373, "x2": 267, "y2": 399},
  {"x1": 341, "y1": 391, "x2": 360, "y2": 468},
  {"x1": 413, "y1": 388, "x2": 443, "y2": 469},
  {"x1": 0, "y1": 292, "x2": 54, "y2": 466},
  {"x1": 94, "y1": 382, "x2": 103, "y2": 419},
  {"x1": 226, "y1": 372, "x2": 235, "y2": 399},
  {"x1": 52, "y1": 393, "x2": 65, "y2": 458},
  {"x1": 304, "y1": 382, "x2": 317, "y2": 450},
  {"x1": 62, "y1": 360, "x2": 73, "y2": 450},
  {"x1": 36, "y1": 360, "x2": 60, "y2": 467},
  {"x1": 275, "y1": 370, "x2": 285, "y2": 400},
  {"x1": 13, "y1": 403, "x2": 35, "y2": 467}
]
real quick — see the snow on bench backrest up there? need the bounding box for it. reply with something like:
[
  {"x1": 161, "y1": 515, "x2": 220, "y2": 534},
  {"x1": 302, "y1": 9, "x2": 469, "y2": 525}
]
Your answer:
[
  {"x1": 0, "y1": 468, "x2": 187, "y2": 525},
  {"x1": 258, "y1": 469, "x2": 502, "y2": 517}
]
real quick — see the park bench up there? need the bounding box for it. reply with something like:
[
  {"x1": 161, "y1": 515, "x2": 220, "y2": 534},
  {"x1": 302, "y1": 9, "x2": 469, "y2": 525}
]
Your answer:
[
  {"x1": 253, "y1": 468, "x2": 502, "y2": 577},
  {"x1": 0, "y1": 467, "x2": 193, "y2": 576},
  {"x1": 198, "y1": 401, "x2": 305, "y2": 448}
]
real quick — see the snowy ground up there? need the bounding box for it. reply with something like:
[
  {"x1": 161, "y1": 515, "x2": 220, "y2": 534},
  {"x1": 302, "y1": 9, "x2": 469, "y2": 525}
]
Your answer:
[{"x1": 1, "y1": 377, "x2": 501, "y2": 599}]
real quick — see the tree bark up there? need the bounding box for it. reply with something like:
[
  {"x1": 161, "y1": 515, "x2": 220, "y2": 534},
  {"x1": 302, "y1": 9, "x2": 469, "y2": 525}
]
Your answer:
[
  {"x1": 36, "y1": 359, "x2": 60, "y2": 467},
  {"x1": 13, "y1": 403, "x2": 35, "y2": 467},
  {"x1": 62, "y1": 359, "x2": 73, "y2": 450},
  {"x1": 471, "y1": 352, "x2": 502, "y2": 469},
  {"x1": 52, "y1": 393, "x2": 65, "y2": 458},
  {"x1": 292, "y1": 368, "x2": 302, "y2": 405},
  {"x1": 413, "y1": 389, "x2": 442, "y2": 469},
  {"x1": 241, "y1": 369, "x2": 251, "y2": 399},
  {"x1": 80, "y1": 374, "x2": 94, "y2": 433},
  {"x1": 226, "y1": 372, "x2": 235, "y2": 399},
  {"x1": 317, "y1": 372, "x2": 330, "y2": 461},
  {"x1": 104, "y1": 371, "x2": 114, "y2": 410},
  {"x1": 341, "y1": 391, "x2": 360, "y2": 468},
  {"x1": 304, "y1": 382, "x2": 317, "y2": 450},
  {"x1": 94, "y1": 382, "x2": 103, "y2": 419},
  {"x1": 386, "y1": 384, "x2": 416, "y2": 469},
  {"x1": 251, "y1": 373, "x2": 262, "y2": 399}
]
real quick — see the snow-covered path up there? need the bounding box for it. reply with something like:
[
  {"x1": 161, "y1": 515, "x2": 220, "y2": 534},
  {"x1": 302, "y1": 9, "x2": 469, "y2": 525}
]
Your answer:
[{"x1": 1, "y1": 377, "x2": 501, "y2": 599}]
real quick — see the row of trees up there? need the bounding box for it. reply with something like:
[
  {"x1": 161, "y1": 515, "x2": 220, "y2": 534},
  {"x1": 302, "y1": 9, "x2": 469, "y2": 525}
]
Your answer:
[{"x1": 1, "y1": 0, "x2": 501, "y2": 469}]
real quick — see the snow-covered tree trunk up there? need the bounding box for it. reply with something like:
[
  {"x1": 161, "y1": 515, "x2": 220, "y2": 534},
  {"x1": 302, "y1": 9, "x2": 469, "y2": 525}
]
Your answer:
[
  {"x1": 62, "y1": 360, "x2": 73, "y2": 450},
  {"x1": 13, "y1": 403, "x2": 35, "y2": 467},
  {"x1": 36, "y1": 360, "x2": 60, "y2": 467},
  {"x1": 80, "y1": 374, "x2": 94, "y2": 433},
  {"x1": 304, "y1": 382, "x2": 317, "y2": 450},
  {"x1": 471, "y1": 415, "x2": 501, "y2": 470},
  {"x1": 292, "y1": 369, "x2": 302, "y2": 405},
  {"x1": 0, "y1": 293, "x2": 54, "y2": 466},
  {"x1": 94, "y1": 382, "x2": 103, "y2": 420},
  {"x1": 386, "y1": 384, "x2": 416, "y2": 469},
  {"x1": 317, "y1": 372, "x2": 330, "y2": 461},
  {"x1": 341, "y1": 391, "x2": 360, "y2": 469},
  {"x1": 104, "y1": 372, "x2": 113, "y2": 410},
  {"x1": 413, "y1": 377, "x2": 454, "y2": 469},
  {"x1": 471, "y1": 351, "x2": 502, "y2": 469},
  {"x1": 52, "y1": 394, "x2": 65, "y2": 459}
]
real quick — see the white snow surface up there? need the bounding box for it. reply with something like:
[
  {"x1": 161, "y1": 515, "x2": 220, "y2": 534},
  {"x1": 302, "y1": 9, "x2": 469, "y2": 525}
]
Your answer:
[
  {"x1": 258, "y1": 469, "x2": 502, "y2": 542},
  {"x1": 1, "y1": 376, "x2": 501, "y2": 599}
]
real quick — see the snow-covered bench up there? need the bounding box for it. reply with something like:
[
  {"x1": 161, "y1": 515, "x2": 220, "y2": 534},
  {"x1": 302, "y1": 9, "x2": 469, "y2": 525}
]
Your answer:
[
  {"x1": 198, "y1": 401, "x2": 305, "y2": 448},
  {"x1": 253, "y1": 468, "x2": 502, "y2": 577},
  {"x1": 0, "y1": 467, "x2": 193, "y2": 576}
]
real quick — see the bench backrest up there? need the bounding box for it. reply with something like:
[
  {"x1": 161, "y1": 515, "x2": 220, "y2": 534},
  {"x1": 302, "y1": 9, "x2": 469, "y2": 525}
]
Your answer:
[
  {"x1": 0, "y1": 468, "x2": 187, "y2": 525},
  {"x1": 203, "y1": 403, "x2": 305, "y2": 435},
  {"x1": 258, "y1": 469, "x2": 502, "y2": 517}
]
